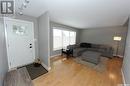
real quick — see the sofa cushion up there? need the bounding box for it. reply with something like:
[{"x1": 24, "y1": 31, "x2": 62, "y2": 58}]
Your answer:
[
  {"x1": 80, "y1": 43, "x2": 92, "y2": 48},
  {"x1": 87, "y1": 48, "x2": 98, "y2": 52},
  {"x1": 91, "y1": 44, "x2": 100, "y2": 48},
  {"x1": 73, "y1": 48, "x2": 88, "y2": 57},
  {"x1": 67, "y1": 44, "x2": 79, "y2": 49}
]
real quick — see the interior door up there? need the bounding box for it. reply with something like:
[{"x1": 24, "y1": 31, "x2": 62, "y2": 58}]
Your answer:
[{"x1": 4, "y1": 18, "x2": 35, "y2": 69}]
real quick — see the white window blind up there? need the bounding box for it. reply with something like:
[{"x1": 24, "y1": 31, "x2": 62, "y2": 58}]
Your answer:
[
  {"x1": 62, "y1": 30, "x2": 70, "y2": 49},
  {"x1": 53, "y1": 29, "x2": 62, "y2": 50},
  {"x1": 53, "y1": 28, "x2": 76, "y2": 50},
  {"x1": 69, "y1": 31, "x2": 76, "y2": 45}
]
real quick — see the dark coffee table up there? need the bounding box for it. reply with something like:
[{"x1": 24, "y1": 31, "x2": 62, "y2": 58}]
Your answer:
[{"x1": 81, "y1": 51, "x2": 101, "y2": 64}]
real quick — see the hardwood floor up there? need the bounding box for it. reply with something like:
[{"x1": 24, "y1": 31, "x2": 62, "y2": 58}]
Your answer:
[
  {"x1": 33, "y1": 56, "x2": 123, "y2": 86},
  {"x1": 4, "y1": 67, "x2": 33, "y2": 86}
]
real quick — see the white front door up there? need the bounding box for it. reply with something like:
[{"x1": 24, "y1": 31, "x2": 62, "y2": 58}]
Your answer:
[{"x1": 4, "y1": 18, "x2": 35, "y2": 69}]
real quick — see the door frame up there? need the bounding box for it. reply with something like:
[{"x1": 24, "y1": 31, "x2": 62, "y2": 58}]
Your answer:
[{"x1": 4, "y1": 17, "x2": 35, "y2": 70}]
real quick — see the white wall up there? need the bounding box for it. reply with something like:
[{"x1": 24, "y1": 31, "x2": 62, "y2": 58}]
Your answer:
[
  {"x1": 14, "y1": 14, "x2": 39, "y2": 58},
  {"x1": 38, "y1": 12, "x2": 50, "y2": 70},
  {"x1": 0, "y1": 18, "x2": 8, "y2": 86},
  {"x1": 122, "y1": 19, "x2": 130, "y2": 84},
  {"x1": 50, "y1": 21, "x2": 80, "y2": 57},
  {"x1": 79, "y1": 26, "x2": 128, "y2": 56}
]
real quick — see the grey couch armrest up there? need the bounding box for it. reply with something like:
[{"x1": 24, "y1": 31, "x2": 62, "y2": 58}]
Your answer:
[
  {"x1": 73, "y1": 48, "x2": 88, "y2": 57},
  {"x1": 67, "y1": 44, "x2": 80, "y2": 49},
  {"x1": 99, "y1": 45, "x2": 114, "y2": 57}
]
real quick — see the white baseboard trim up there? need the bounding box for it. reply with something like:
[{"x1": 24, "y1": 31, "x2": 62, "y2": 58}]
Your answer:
[
  {"x1": 50, "y1": 54, "x2": 61, "y2": 58},
  {"x1": 113, "y1": 54, "x2": 124, "y2": 58},
  {"x1": 41, "y1": 62, "x2": 51, "y2": 71},
  {"x1": 121, "y1": 68, "x2": 126, "y2": 86},
  {"x1": 8, "y1": 67, "x2": 17, "y2": 72},
  {"x1": 117, "y1": 55, "x2": 124, "y2": 58}
]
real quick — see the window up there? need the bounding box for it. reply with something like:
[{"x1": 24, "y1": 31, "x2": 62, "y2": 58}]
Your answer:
[
  {"x1": 53, "y1": 28, "x2": 76, "y2": 50},
  {"x1": 69, "y1": 31, "x2": 76, "y2": 45},
  {"x1": 13, "y1": 25, "x2": 27, "y2": 35},
  {"x1": 53, "y1": 29, "x2": 62, "y2": 50},
  {"x1": 62, "y1": 30, "x2": 69, "y2": 49}
]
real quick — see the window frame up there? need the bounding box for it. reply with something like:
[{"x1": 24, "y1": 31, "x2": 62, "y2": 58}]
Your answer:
[{"x1": 53, "y1": 27, "x2": 76, "y2": 51}]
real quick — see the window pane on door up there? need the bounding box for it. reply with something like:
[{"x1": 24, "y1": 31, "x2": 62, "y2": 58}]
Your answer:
[
  {"x1": 62, "y1": 31, "x2": 69, "y2": 49},
  {"x1": 13, "y1": 25, "x2": 27, "y2": 35},
  {"x1": 53, "y1": 29, "x2": 62, "y2": 50}
]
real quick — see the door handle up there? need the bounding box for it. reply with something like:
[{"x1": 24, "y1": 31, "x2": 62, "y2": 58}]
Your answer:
[
  {"x1": 30, "y1": 46, "x2": 32, "y2": 48},
  {"x1": 29, "y1": 44, "x2": 32, "y2": 48}
]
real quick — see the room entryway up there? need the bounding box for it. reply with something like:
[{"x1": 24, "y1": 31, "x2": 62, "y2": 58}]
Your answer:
[{"x1": 4, "y1": 18, "x2": 35, "y2": 70}]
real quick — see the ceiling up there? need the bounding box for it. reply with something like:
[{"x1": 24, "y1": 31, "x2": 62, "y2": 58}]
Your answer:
[{"x1": 15, "y1": 0, "x2": 130, "y2": 29}]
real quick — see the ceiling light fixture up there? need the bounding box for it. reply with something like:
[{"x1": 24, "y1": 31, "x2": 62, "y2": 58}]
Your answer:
[
  {"x1": 19, "y1": 11, "x2": 23, "y2": 15},
  {"x1": 25, "y1": 0, "x2": 29, "y2": 4},
  {"x1": 18, "y1": 0, "x2": 30, "y2": 15}
]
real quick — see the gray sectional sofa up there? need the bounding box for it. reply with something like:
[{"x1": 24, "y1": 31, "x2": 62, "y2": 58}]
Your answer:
[{"x1": 67, "y1": 43, "x2": 114, "y2": 58}]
